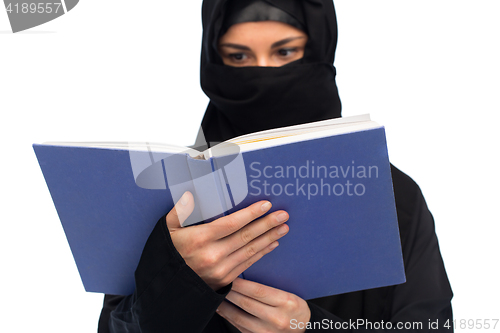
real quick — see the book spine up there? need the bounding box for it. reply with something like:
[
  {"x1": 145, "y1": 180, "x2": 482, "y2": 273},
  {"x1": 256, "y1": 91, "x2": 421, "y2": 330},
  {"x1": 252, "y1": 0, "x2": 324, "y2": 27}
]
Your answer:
[
  {"x1": 210, "y1": 158, "x2": 235, "y2": 214},
  {"x1": 161, "y1": 153, "x2": 204, "y2": 227},
  {"x1": 186, "y1": 158, "x2": 227, "y2": 224}
]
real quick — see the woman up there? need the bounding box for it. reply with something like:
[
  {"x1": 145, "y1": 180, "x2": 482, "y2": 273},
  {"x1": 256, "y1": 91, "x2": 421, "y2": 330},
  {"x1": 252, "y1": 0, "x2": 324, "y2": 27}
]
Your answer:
[{"x1": 99, "y1": 0, "x2": 453, "y2": 332}]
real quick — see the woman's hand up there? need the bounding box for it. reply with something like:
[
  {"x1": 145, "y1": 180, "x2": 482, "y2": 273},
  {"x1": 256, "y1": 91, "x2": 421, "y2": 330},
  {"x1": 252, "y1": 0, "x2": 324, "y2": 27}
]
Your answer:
[
  {"x1": 216, "y1": 278, "x2": 311, "y2": 333},
  {"x1": 166, "y1": 191, "x2": 289, "y2": 291}
]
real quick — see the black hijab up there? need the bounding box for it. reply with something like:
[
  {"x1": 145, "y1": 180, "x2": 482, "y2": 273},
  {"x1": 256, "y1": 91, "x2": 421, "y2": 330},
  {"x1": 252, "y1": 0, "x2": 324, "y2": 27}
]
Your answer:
[
  {"x1": 196, "y1": 0, "x2": 342, "y2": 148},
  {"x1": 221, "y1": 1, "x2": 306, "y2": 35}
]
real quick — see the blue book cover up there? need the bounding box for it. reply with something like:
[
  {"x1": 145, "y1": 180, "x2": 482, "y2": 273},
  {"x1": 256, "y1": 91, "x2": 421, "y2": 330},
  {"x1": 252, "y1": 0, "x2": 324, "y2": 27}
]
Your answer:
[{"x1": 33, "y1": 115, "x2": 405, "y2": 299}]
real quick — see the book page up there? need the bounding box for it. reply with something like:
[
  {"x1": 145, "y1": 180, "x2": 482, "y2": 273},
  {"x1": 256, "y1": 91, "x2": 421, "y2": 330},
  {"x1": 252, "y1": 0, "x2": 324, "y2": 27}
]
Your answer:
[
  {"x1": 207, "y1": 115, "x2": 380, "y2": 158},
  {"x1": 41, "y1": 141, "x2": 201, "y2": 158},
  {"x1": 227, "y1": 114, "x2": 371, "y2": 143}
]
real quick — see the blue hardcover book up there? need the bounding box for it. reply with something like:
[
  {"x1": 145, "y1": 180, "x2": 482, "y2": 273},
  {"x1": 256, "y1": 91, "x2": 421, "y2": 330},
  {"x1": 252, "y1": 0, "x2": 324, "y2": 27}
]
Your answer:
[{"x1": 33, "y1": 114, "x2": 405, "y2": 299}]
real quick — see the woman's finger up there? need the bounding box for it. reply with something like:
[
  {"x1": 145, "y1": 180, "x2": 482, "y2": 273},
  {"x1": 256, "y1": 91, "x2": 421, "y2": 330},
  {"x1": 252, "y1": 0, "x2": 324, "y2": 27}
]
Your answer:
[
  {"x1": 208, "y1": 200, "x2": 273, "y2": 240},
  {"x1": 225, "y1": 290, "x2": 272, "y2": 320},
  {"x1": 165, "y1": 191, "x2": 195, "y2": 230},
  {"x1": 224, "y1": 240, "x2": 280, "y2": 283},
  {"x1": 223, "y1": 222, "x2": 288, "y2": 269},
  {"x1": 231, "y1": 277, "x2": 285, "y2": 307},
  {"x1": 222, "y1": 210, "x2": 289, "y2": 254}
]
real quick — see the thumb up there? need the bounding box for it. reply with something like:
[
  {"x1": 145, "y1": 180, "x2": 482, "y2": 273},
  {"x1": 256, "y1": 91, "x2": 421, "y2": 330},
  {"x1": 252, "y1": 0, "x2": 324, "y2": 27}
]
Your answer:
[{"x1": 166, "y1": 191, "x2": 195, "y2": 230}]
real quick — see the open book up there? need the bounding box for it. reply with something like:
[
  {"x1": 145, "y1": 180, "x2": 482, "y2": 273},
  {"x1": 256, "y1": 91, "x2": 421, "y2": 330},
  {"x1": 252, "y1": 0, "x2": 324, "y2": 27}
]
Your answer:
[{"x1": 34, "y1": 114, "x2": 405, "y2": 299}]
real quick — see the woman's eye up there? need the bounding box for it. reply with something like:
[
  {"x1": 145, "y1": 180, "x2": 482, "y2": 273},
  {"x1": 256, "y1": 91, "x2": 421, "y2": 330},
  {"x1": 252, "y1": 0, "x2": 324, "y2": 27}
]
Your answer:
[
  {"x1": 229, "y1": 53, "x2": 247, "y2": 62},
  {"x1": 277, "y1": 48, "x2": 298, "y2": 57}
]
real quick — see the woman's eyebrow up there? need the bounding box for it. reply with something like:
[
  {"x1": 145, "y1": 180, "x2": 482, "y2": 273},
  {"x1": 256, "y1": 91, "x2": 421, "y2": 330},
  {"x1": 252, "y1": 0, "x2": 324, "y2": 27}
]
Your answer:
[
  {"x1": 219, "y1": 43, "x2": 251, "y2": 51},
  {"x1": 271, "y1": 36, "x2": 305, "y2": 48}
]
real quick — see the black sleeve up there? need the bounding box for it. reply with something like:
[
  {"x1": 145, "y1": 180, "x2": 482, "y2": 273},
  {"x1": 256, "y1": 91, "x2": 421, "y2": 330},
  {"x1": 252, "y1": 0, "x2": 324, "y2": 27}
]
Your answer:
[
  {"x1": 305, "y1": 168, "x2": 453, "y2": 332},
  {"x1": 98, "y1": 216, "x2": 232, "y2": 333}
]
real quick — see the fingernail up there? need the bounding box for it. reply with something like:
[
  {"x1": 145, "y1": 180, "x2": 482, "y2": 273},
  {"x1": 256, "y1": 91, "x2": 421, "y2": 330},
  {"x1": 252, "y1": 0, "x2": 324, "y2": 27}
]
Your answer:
[
  {"x1": 276, "y1": 212, "x2": 288, "y2": 223},
  {"x1": 277, "y1": 224, "x2": 288, "y2": 236},
  {"x1": 180, "y1": 192, "x2": 189, "y2": 206},
  {"x1": 269, "y1": 241, "x2": 279, "y2": 250},
  {"x1": 261, "y1": 201, "x2": 272, "y2": 212}
]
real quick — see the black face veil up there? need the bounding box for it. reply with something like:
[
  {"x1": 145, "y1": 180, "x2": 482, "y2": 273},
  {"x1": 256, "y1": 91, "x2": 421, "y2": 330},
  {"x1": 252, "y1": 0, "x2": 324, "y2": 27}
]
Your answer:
[{"x1": 196, "y1": 0, "x2": 342, "y2": 148}]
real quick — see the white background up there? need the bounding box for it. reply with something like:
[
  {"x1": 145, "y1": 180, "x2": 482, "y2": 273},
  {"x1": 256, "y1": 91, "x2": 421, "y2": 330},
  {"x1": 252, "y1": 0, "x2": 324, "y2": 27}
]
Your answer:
[{"x1": 1, "y1": 0, "x2": 499, "y2": 331}]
